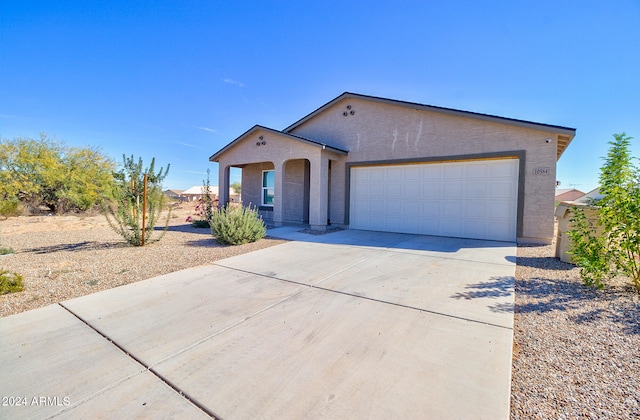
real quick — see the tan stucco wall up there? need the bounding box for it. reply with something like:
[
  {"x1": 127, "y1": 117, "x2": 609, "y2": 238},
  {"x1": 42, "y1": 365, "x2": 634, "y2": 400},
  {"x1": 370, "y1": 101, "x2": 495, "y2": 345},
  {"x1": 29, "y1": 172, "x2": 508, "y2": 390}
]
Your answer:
[
  {"x1": 242, "y1": 162, "x2": 274, "y2": 221},
  {"x1": 216, "y1": 130, "x2": 341, "y2": 228},
  {"x1": 284, "y1": 159, "x2": 310, "y2": 223},
  {"x1": 289, "y1": 97, "x2": 561, "y2": 243}
]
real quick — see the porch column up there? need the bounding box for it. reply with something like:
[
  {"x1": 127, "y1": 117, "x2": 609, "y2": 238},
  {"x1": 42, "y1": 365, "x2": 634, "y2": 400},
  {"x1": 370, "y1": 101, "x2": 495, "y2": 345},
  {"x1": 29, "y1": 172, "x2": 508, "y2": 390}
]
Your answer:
[
  {"x1": 308, "y1": 153, "x2": 329, "y2": 230},
  {"x1": 273, "y1": 160, "x2": 285, "y2": 226},
  {"x1": 217, "y1": 164, "x2": 230, "y2": 206}
]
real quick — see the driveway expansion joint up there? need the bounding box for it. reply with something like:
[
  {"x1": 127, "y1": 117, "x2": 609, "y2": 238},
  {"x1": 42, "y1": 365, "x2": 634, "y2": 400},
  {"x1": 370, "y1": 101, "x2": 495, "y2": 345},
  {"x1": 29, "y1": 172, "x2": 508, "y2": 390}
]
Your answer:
[
  {"x1": 57, "y1": 302, "x2": 217, "y2": 419},
  {"x1": 212, "y1": 263, "x2": 514, "y2": 331}
]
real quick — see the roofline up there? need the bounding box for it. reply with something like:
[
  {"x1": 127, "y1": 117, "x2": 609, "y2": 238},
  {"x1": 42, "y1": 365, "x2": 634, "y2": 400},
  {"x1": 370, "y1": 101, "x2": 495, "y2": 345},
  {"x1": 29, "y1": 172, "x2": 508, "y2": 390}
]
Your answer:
[
  {"x1": 209, "y1": 125, "x2": 348, "y2": 162},
  {"x1": 286, "y1": 92, "x2": 576, "y2": 134},
  {"x1": 283, "y1": 92, "x2": 577, "y2": 158}
]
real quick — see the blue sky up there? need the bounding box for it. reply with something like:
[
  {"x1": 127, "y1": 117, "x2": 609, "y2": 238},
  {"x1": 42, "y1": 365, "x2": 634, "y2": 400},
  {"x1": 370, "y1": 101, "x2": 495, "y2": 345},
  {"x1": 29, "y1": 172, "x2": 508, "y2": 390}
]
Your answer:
[{"x1": 1, "y1": 1, "x2": 639, "y2": 192}]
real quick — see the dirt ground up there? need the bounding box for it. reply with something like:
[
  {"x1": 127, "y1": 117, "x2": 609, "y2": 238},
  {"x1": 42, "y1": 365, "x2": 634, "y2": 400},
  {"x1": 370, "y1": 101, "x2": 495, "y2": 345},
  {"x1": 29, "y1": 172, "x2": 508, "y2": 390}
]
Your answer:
[
  {"x1": 0, "y1": 202, "x2": 286, "y2": 317},
  {"x1": 1, "y1": 202, "x2": 195, "y2": 236}
]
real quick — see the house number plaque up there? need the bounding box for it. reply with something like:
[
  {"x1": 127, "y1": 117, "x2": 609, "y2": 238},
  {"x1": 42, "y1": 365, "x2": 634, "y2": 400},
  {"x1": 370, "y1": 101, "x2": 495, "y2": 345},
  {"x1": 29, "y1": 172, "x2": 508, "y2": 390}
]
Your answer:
[{"x1": 533, "y1": 167, "x2": 551, "y2": 175}]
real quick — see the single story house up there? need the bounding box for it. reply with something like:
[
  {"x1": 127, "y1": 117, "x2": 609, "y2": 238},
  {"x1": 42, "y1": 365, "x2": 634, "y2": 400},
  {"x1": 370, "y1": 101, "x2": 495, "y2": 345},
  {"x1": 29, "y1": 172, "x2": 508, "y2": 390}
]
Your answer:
[
  {"x1": 163, "y1": 189, "x2": 185, "y2": 201},
  {"x1": 555, "y1": 188, "x2": 585, "y2": 203},
  {"x1": 575, "y1": 187, "x2": 603, "y2": 204},
  {"x1": 181, "y1": 185, "x2": 216, "y2": 202},
  {"x1": 210, "y1": 92, "x2": 576, "y2": 244},
  {"x1": 181, "y1": 185, "x2": 241, "y2": 203}
]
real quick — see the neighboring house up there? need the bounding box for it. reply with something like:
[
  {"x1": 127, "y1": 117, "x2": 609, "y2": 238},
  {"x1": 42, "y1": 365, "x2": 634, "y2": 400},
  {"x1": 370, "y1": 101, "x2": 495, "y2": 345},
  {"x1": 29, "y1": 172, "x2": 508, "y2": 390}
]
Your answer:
[
  {"x1": 180, "y1": 185, "x2": 240, "y2": 203},
  {"x1": 210, "y1": 92, "x2": 576, "y2": 243},
  {"x1": 575, "y1": 187, "x2": 603, "y2": 203},
  {"x1": 555, "y1": 188, "x2": 585, "y2": 202},
  {"x1": 181, "y1": 186, "x2": 218, "y2": 202},
  {"x1": 164, "y1": 189, "x2": 185, "y2": 201}
]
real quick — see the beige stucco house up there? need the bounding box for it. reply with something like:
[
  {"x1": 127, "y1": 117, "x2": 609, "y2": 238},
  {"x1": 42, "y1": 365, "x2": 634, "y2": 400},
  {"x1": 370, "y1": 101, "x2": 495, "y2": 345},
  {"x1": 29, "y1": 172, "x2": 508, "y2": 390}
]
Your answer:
[
  {"x1": 555, "y1": 188, "x2": 585, "y2": 203},
  {"x1": 210, "y1": 92, "x2": 575, "y2": 244}
]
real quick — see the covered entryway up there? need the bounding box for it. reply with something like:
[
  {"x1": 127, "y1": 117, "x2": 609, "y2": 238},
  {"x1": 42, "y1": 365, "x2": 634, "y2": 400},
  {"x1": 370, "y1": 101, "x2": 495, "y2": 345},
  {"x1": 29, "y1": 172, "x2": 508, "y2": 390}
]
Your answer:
[{"x1": 349, "y1": 159, "x2": 519, "y2": 241}]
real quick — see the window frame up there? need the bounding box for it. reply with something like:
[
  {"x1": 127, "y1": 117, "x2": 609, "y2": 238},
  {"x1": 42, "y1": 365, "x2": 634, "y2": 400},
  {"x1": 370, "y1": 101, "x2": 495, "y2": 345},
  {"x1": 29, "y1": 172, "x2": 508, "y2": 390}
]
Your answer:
[{"x1": 261, "y1": 170, "x2": 275, "y2": 207}]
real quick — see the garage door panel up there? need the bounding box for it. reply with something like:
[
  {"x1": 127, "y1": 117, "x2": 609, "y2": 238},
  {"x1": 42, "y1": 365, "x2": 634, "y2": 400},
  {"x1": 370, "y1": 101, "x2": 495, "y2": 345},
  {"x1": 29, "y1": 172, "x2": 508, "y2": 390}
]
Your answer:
[
  {"x1": 444, "y1": 182, "x2": 464, "y2": 198},
  {"x1": 369, "y1": 168, "x2": 385, "y2": 181},
  {"x1": 443, "y1": 164, "x2": 464, "y2": 179},
  {"x1": 441, "y1": 219, "x2": 464, "y2": 237},
  {"x1": 404, "y1": 182, "x2": 422, "y2": 196},
  {"x1": 487, "y1": 202, "x2": 513, "y2": 219},
  {"x1": 466, "y1": 163, "x2": 488, "y2": 178},
  {"x1": 420, "y1": 219, "x2": 440, "y2": 232},
  {"x1": 422, "y1": 183, "x2": 442, "y2": 198},
  {"x1": 403, "y1": 201, "x2": 422, "y2": 217},
  {"x1": 369, "y1": 186, "x2": 386, "y2": 199},
  {"x1": 443, "y1": 201, "x2": 464, "y2": 217},
  {"x1": 422, "y1": 201, "x2": 441, "y2": 218},
  {"x1": 487, "y1": 222, "x2": 512, "y2": 239},
  {"x1": 404, "y1": 166, "x2": 422, "y2": 180},
  {"x1": 465, "y1": 182, "x2": 487, "y2": 198},
  {"x1": 491, "y1": 161, "x2": 518, "y2": 177},
  {"x1": 385, "y1": 184, "x2": 402, "y2": 199},
  {"x1": 351, "y1": 199, "x2": 367, "y2": 214},
  {"x1": 384, "y1": 216, "x2": 402, "y2": 232},
  {"x1": 385, "y1": 167, "x2": 403, "y2": 181},
  {"x1": 466, "y1": 202, "x2": 486, "y2": 218},
  {"x1": 465, "y1": 220, "x2": 487, "y2": 237},
  {"x1": 422, "y1": 165, "x2": 441, "y2": 178},
  {"x1": 488, "y1": 181, "x2": 516, "y2": 198},
  {"x1": 350, "y1": 159, "x2": 518, "y2": 241}
]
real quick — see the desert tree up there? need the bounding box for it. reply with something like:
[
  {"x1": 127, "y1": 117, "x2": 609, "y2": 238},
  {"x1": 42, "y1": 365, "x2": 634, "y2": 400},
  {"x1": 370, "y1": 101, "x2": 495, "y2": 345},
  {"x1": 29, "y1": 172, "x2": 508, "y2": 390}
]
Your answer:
[
  {"x1": 0, "y1": 134, "x2": 115, "y2": 213},
  {"x1": 569, "y1": 133, "x2": 640, "y2": 292}
]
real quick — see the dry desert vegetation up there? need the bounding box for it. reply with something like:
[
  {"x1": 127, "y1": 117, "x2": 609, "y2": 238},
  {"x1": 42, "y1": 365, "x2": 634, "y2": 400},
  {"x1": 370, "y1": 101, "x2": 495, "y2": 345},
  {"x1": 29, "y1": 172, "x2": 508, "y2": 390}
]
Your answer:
[
  {"x1": 1, "y1": 207, "x2": 639, "y2": 418},
  {"x1": 0, "y1": 203, "x2": 285, "y2": 317}
]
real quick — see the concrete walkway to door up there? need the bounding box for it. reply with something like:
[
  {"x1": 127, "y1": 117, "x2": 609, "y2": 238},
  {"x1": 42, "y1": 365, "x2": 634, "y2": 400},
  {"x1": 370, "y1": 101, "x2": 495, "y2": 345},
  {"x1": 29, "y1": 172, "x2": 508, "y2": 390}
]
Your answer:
[{"x1": 0, "y1": 228, "x2": 516, "y2": 419}]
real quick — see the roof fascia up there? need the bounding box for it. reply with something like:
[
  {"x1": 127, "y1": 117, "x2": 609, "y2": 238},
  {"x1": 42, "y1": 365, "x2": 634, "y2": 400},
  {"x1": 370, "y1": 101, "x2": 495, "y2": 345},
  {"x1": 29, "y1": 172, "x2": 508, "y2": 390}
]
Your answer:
[
  {"x1": 209, "y1": 125, "x2": 347, "y2": 162},
  {"x1": 283, "y1": 92, "x2": 576, "y2": 160}
]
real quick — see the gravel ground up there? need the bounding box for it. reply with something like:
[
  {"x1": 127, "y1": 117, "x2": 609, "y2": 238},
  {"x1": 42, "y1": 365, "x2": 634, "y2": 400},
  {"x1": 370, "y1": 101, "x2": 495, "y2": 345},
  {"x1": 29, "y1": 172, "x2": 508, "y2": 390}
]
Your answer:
[
  {"x1": 511, "y1": 244, "x2": 640, "y2": 419},
  {"x1": 0, "y1": 211, "x2": 285, "y2": 317},
  {"x1": 1, "y1": 212, "x2": 639, "y2": 418}
]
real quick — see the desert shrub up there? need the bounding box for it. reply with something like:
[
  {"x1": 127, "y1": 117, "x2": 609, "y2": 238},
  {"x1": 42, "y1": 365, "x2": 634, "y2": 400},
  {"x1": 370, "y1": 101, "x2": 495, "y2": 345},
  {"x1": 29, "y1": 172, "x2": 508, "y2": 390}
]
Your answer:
[
  {"x1": 210, "y1": 204, "x2": 266, "y2": 245},
  {"x1": 0, "y1": 269, "x2": 24, "y2": 294},
  {"x1": 0, "y1": 247, "x2": 14, "y2": 255},
  {"x1": 103, "y1": 155, "x2": 171, "y2": 246},
  {"x1": 567, "y1": 207, "x2": 608, "y2": 289},
  {"x1": 568, "y1": 133, "x2": 640, "y2": 292},
  {"x1": 191, "y1": 219, "x2": 210, "y2": 228},
  {"x1": 188, "y1": 170, "x2": 215, "y2": 228},
  {"x1": 0, "y1": 198, "x2": 20, "y2": 217}
]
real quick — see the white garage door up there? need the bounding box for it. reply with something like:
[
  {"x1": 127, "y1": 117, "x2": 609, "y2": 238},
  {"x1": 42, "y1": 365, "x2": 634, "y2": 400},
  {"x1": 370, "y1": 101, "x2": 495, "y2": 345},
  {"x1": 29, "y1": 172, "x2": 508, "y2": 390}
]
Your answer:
[{"x1": 349, "y1": 159, "x2": 519, "y2": 242}]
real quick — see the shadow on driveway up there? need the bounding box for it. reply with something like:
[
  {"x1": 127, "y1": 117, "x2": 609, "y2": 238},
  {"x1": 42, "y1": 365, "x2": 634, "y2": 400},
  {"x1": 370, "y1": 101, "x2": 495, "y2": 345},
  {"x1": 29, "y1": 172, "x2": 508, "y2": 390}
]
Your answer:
[{"x1": 267, "y1": 226, "x2": 516, "y2": 255}]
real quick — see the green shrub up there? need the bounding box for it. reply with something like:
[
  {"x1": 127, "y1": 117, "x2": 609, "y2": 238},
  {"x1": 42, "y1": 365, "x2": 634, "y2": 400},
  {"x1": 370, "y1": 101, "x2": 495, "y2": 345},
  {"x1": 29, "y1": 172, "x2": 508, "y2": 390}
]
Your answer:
[
  {"x1": 0, "y1": 247, "x2": 14, "y2": 255},
  {"x1": 191, "y1": 219, "x2": 210, "y2": 228},
  {"x1": 188, "y1": 169, "x2": 215, "y2": 228},
  {"x1": 103, "y1": 155, "x2": 171, "y2": 246},
  {"x1": 568, "y1": 133, "x2": 640, "y2": 292},
  {"x1": 0, "y1": 198, "x2": 20, "y2": 217},
  {"x1": 210, "y1": 205, "x2": 266, "y2": 245},
  {"x1": 0, "y1": 269, "x2": 24, "y2": 294},
  {"x1": 0, "y1": 135, "x2": 115, "y2": 214},
  {"x1": 567, "y1": 207, "x2": 608, "y2": 289}
]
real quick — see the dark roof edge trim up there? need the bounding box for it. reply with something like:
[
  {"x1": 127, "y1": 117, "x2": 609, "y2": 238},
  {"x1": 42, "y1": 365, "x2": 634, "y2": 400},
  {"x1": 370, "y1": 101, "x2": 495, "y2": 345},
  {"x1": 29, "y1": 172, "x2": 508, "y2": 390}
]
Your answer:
[
  {"x1": 284, "y1": 92, "x2": 577, "y2": 136},
  {"x1": 209, "y1": 125, "x2": 348, "y2": 162}
]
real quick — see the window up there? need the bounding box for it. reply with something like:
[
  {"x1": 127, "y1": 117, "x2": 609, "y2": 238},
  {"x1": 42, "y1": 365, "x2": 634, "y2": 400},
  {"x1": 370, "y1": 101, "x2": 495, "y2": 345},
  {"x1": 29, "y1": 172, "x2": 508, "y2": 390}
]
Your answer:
[{"x1": 262, "y1": 170, "x2": 274, "y2": 206}]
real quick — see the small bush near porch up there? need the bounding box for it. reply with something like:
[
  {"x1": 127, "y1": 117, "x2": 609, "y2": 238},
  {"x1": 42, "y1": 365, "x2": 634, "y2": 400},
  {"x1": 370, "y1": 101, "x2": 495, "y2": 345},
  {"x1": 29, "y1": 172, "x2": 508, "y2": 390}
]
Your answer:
[{"x1": 210, "y1": 205, "x2": 266, "y2": 245}]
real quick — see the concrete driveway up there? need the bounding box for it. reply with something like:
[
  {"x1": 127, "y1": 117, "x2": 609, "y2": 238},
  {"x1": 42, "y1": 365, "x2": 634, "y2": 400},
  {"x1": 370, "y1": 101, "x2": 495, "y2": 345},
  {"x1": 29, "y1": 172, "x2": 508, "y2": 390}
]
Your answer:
[{"x1": 0, "y1": 228, "x2": 515, "y2": 419}]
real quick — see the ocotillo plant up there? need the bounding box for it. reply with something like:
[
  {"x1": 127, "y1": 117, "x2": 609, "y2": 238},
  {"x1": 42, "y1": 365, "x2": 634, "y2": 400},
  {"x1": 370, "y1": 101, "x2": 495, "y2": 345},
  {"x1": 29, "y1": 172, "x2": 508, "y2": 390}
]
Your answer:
[{"x1": 103, "y1": 155, "x2": 171, "y2": 246}]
